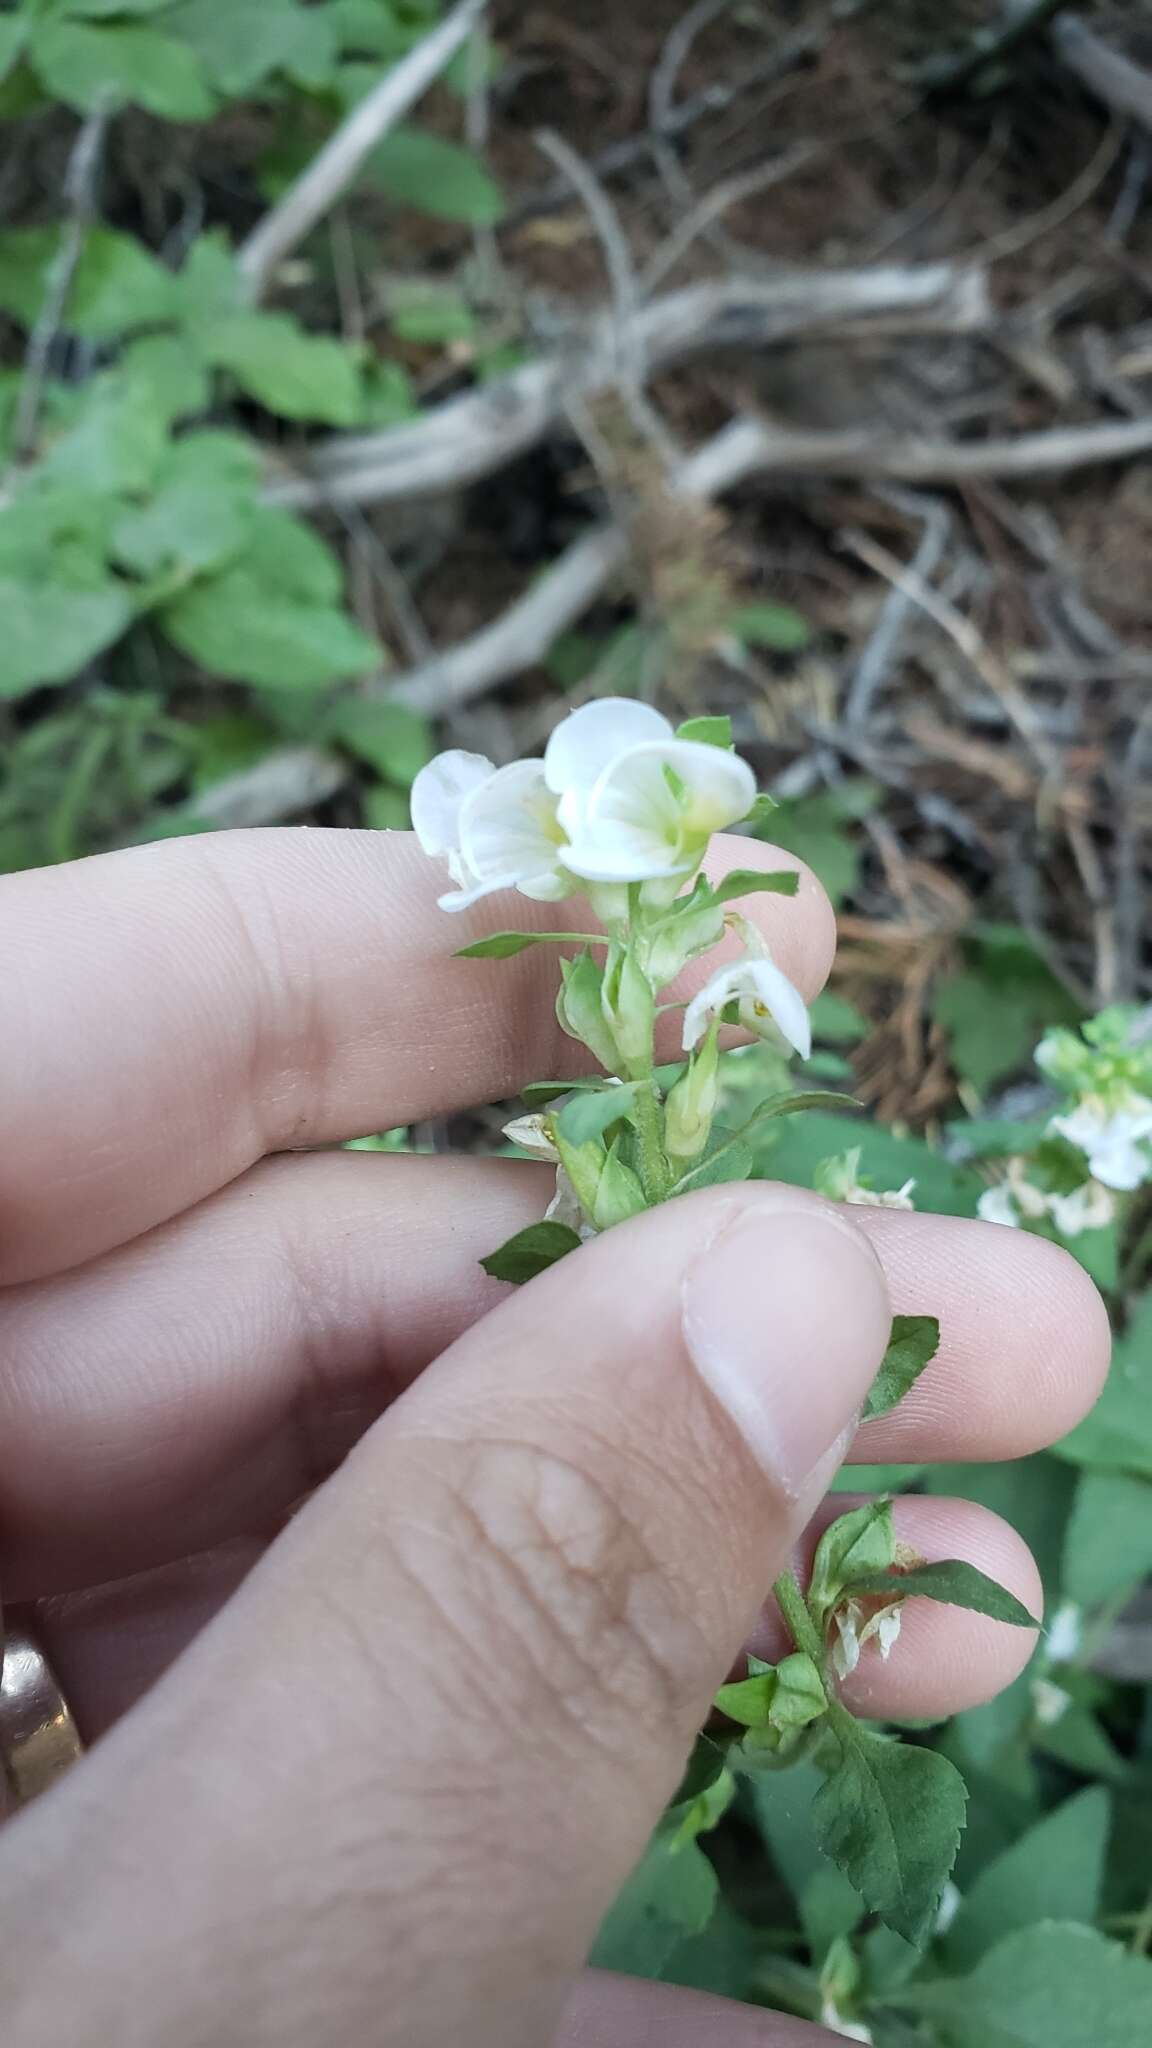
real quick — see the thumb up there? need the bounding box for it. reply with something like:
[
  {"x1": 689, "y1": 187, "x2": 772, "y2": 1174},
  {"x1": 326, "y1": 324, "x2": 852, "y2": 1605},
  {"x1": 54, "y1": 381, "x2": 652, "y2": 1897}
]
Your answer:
[{"x1": 1, "y1": 1187, "x2": 890, "y2": 2048}]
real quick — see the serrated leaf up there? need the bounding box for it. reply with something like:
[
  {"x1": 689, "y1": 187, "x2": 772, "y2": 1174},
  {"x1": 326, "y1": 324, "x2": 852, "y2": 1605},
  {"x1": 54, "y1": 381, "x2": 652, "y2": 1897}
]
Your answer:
[
  {"x1": 455, "y1": 930, "x2": 603, "y2": 961},
  {"x1": 944, "y1": 1787, "x2": 1109, "y2": 1973},
  {"x1": 844, "y1": 1560, "x2": 1038, "y2": 1629},
  {"x1": 371, "y1": 124, "x2": 505, "y2": 224},
  {"x1": 676, "y1": 715, "x2": 732, "y2": 748},
  {"x1": 910, "y1": 1923, "x2": 1152, "y2": 2047},
  {"x1": 556, "y1": 1083, "x2": 642, "y2": 1148},
  {"x1": 809, "y1": 1499, "x2": 895, "y2": 1620},
  {"x1": 0, "y1": 226, "x2": 179, "y2": 338},
  {"x1": 161, "y1": 572, "x2": 378, "y2": 688},
  {"x1": 207, "y1": 314, "x2": 363, "y2": 427},
  {"x1": 479, "y1": 1220, "x2": 582, "y2": 1284},
  {"x1": 0, "y1": 578, "x2": 134, "y2": 699},
  {"x1": 814, "y1": 1713, "x2": 967, "y2": 1945},
  {"x1": 32, "y1": 21, "x2": 217, "y2": 121},
  {"x1": 712, "y1": 867, "x2": 801, "y2": 905},
  {"x1": 862, "y1": 1315, "x2": 941, "y2": 1423}
]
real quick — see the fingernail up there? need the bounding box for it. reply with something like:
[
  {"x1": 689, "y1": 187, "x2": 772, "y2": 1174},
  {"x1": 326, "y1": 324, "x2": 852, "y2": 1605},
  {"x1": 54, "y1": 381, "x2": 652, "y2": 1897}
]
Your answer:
[{"x1": 681, "y1": 1200, "x2": 891, "y2": 1501}]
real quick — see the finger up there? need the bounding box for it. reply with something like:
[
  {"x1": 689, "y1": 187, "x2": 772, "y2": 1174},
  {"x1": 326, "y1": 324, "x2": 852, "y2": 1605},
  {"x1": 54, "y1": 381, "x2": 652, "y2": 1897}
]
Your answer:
[
  {"x1": 0, "y1": 1156, "x2": 1107, "y2": 1594},
  {"x1": 30, "y1": 1491, "x2": 1038, "y2": 1746},
  {"x1": 560, "y1": 1974, "x2": 838, "y2": 2046},
  {"x1": 748, "y1": 1492, "x2": 1042, "y2": 1720},
  {"x1": 0, "y1": 829, "x2": 831, "y2": 1284},
  {"x1": 0, "y1": 1188, "x2": 890, "y2": 2048}
]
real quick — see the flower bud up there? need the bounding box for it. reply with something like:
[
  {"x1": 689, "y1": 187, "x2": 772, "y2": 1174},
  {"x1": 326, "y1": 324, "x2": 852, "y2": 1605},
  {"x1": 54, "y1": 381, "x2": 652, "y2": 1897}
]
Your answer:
[
  {"x1": 556, "y1": 949, "x2": 621, "y2": 1073},
  {"x1": 664, "y1": 1022, "x2": 720, "y2": 1161},
  {"x1": 600, "y1": 944, "x2": 655, "y2": 1076}
]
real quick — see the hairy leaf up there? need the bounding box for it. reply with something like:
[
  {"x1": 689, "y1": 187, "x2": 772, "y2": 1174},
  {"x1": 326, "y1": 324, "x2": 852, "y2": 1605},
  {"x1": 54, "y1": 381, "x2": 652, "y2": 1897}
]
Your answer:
[{"x1": 809, "y1": 1499, "x2": 895, "y2": 1621}]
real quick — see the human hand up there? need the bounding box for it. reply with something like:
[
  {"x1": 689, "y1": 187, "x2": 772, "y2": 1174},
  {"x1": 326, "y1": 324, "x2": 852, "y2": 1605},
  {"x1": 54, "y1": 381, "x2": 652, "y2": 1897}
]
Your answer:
[{"x1": 0, "y1": 829, "x2": 1108, "y2": 2046}]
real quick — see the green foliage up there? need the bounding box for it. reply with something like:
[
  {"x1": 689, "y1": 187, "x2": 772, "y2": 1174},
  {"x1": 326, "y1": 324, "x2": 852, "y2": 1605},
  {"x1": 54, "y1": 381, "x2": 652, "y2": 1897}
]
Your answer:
[
  {"x1": 814, "y1": 1711, "x2": 969, "y2": 1947},
  {"x1": 862, "y1": 1315, "x2": 941, "y2": 1423},
  {"x1": 942, "y1": 1787, "x2": 1109, "y2": 1972},
  {"x1": 844, "y1": 1561, "x2": 1037, "y2": 1630},
  {"x1": 908, "y1": 1924, "x2": 1152, "y2": 2046},
  {"x1": 478, "y1": 1221, "x2": 582, "y2": 1284},
  {"x1": 933, "y1": 924, "x2": 1082, "y2": 1096}
]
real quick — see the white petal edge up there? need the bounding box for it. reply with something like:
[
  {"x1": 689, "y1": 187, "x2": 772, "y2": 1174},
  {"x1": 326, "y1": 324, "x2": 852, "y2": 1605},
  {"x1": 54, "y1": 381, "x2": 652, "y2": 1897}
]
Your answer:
[
  {"x1": 410, "y1": 750, "x2": 494, "y2": 857},
  {"x1": 543, "y1": 697, "x2": 673, "y2": 799}
]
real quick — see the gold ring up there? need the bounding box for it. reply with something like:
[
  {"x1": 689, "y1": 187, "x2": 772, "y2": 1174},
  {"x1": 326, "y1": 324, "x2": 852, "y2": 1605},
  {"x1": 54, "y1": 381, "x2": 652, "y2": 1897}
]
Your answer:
[{"x1": 0, "y1": 1618, "x2": 83, "y2": 1814}]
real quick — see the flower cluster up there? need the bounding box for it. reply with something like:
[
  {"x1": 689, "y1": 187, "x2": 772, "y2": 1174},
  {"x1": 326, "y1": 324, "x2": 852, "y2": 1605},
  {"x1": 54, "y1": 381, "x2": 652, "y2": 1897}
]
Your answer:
[
  {"x1": 978, "y1": 1008, "x2": 1152, "y2": 1239},
  {"x1": 412, "y1": 698, "x2": 815, "y2": 1243}
]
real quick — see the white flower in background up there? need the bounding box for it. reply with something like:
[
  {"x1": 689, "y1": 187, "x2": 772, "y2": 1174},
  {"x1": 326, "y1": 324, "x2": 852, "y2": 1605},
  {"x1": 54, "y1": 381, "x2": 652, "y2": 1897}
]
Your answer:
[
  {"x1": 1049, "y1": 1094, "x2": 1152, "y2": 1193},
  {"x1": 1031, "y1": 1677, "x2": 1071, "y2": 1727},
  {"x1": 1049, "y1": 1179, "x2": 1115, "y2": 1238},
  {"x1": 1045, "y1": 1600, "x2": 1083, "y2": 1666},
  {"x1": 817, "y1": 1148, "x2": 915, "y2": 1210},
  {"x1": 935, "y1": 1883, "x2": 962, "y2": 1937},
  {"x1": 977, "y1": 1156, "x2": 1053, "y2": 1229},
  {"x1": 682, "y1": 918, "x2": 811, "y2": 1059},
  {"x1": 830, "y1": 1596, "x2": 903, "y2": 1681},
  {"x1": 545, "y1": 697, "x2": 756, "y2": 884},
  {"x1": 411, "y1": 752, "x2": 570, "y2": 911}
]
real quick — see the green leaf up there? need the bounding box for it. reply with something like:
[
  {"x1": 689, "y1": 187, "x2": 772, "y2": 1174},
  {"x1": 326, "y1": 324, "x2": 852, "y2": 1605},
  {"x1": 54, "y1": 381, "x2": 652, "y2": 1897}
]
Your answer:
[
  {"x1": 933, "y1": 926, "x2": 1082, "y2": 1097},
  {"x1": 328, "y1": 700, "x2": 431, "y2": 786},
  {"x1": 944, "y1": 1787, "x2": 1110, "y2": 1973},
  {"x1": 1064, "y1": 1469, "x2": 1152, "y2": 1608},
  {"x1": 1055, "y1": 1292, "x2": 1152, "y2": 1479},
  {"x1": 0, "y1": 226, "x2": 179, "y2": 339},
  {"x1": 63, "y1": 2, "x2": 178, "y2": 17},
  {"x1": 716, "y1": 1651, "x2": 826, "y2": 1733},
  {"x1": 727, "y1": 601, "x2": 811, "y2": 651},
  {"x1": 556, "y1": 1083, "x2": 642, "y2": 1147},
  {"x1": 207, "y1": 314, "x2": 363, "y2": 427},
  {"x1": 763, "y1": 784, "x2": 879, "y2": 907},
  {"x1": 592, "y1": 1834, "x2": 718, "y2": 1978},
  {"x1": 910, "y1": 1923, "x2": 1152, "y2": 2047},
  {"x1": 862, "y1": 1315, "x2": 941, "y2": 1423},
  {"x1": 591, "y1": 1135, "x2": 647, "y2": 1230},
  {"x1": 519, "y1": 1078, "x2": 608, "y2": 1109},
  {"x1": 32, "y1": 21, "x2": 217, "y2": 121},
  {"x1": 112, "y1": 434, "x2": 259, "y2": 578},
  {"x1": 120, "y1": 334, "x2": 211, "y2": 421},
  {"x1": 479, "y1": 1220, "x2": 582, "y2": 1284},
  {"x1": 810, "y1": 991, "x2": 870, "y2": 1045},
  {"x1": 38, "y1": 366, "x2": 168, "y2": 495},
  {"x1": 161, "y1": 573, "x2": 378, "y2": 688},
  {"x1": 746, "y1": 1089, "x2": 862, "y2": 1129},
  {"x1": 809, "y1": 1499, "x2": 896, "y2": 1620},
  {"x1": 711, "y1": 867, "x2": 800, "y2": 906},
  {"x1": 0, "y1": 578, "x2": 133, "y2": 699},
  {"x1": 455, "y1": 931, "x2": 604, "y2": 961},
  {"x1": 814, "y1": 1713, "x2": 967, "y2": 1945},
  {"x1": 670, "y1": 1134, "x2": 754, "y2": 1195},
  {"x1": 371, "y1": 124, "x2": 505, "y2": 224},
  {"x1": 0, "y1": 20, "x2": 28, "y2": 78},
  {"x1": 388, "y1": 281, "x2": 477, "y2": 346},
  {"x1": 754, "y1": 1112, "x2": 982, "y2": 1219},
  {"x1": 675, "y1": 715, "x2": 732, "y2": 748},
  {"x1": 164, "y1": 0, "x2": 336, "y2": 94},
  {"x1": 844, "y1": 1561, "x2": 1038, "y2": 1629}
]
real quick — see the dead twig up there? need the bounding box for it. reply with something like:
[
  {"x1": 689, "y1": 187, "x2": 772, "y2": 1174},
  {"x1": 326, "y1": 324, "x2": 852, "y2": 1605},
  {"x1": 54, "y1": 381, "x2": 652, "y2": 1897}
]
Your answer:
[
  {"x1": 7, "y1": 97, "x2": 111, "y2": 469},
  {"x1": 237, "y1": 0, "x2": 486, "y2": 302},
  {"x1": 1054, "y1": 13, "x2": 1152, "y2": 132},
  {"x1": 844, "y1": 490, "x2": 952, "y2": 727}
]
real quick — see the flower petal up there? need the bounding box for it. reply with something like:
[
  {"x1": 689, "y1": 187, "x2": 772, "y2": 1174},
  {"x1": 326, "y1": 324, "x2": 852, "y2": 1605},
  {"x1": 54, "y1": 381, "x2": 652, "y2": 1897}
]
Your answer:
[
  {"x1": 458, "y1": 759, "x2": 568, "y2": 899},
  {"x1": 562, "y1": 823, "x2": 691, "y2": 884},
  {"x1": 586, "y1": 739, "x2": 756, "y2": 845},
  {"x1": 743, "y1": 958, "x2": 812, "y2": 1060},
  {"x1": 977, "y1": 1185, "x2": 1021, "y2": 1228},
  {"x1": 410, "y1": 750, "x2": 494, "y2": 858},
  {"x1": 543, "y1": 697, "x2": 672, "y2": 800}
]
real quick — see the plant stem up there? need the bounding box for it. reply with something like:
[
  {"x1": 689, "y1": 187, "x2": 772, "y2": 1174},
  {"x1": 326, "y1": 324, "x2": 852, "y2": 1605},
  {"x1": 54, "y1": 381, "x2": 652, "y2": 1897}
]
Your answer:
[
  {"x1": 772, "y1": 1570, "x2": 828, "y2": 1673},
  {"x1": 633, "y1": 1080, "x2": 673, "y2": 1205}
]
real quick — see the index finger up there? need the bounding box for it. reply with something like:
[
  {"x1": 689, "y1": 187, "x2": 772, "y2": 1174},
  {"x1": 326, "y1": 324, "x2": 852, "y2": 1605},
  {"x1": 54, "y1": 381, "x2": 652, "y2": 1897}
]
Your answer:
[{"x1": 0, "y1": 827, "x2": 833, "y2": 1284}]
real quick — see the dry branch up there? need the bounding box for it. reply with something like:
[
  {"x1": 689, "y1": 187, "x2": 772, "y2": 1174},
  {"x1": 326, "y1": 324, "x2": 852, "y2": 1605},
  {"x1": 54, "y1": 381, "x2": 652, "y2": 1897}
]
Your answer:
[
  {"x1": 1054, "y1": 14, "x2": 1152, "y2": 131},
  {"x1": 265, "y1": 262, "x2": 989, "y2": 511},
  {"x1": 237, "y1": 0, "x2": 487, "y2": 302}
]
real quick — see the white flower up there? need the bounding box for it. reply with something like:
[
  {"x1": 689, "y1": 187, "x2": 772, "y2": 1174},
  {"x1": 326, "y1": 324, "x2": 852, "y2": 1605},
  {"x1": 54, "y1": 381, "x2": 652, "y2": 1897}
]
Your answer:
[
  {"x1": 545, "y1": 697, "x2": 756, "y2": 884},
  {"x1": 1049, "y1": 1180, "x2": 1115, "y2": 1239},
  {"x1": 682, "y1": 953, "x2": 811, "y2": 1060},
  {"x1": 411, "y1": 752, "x2": 570, "y2": 912},
  {"x1": 1031, "y1": 1677, "x2": 1070, "y2": 1726},
  {"x1": 1050, "y1": 1094, "x2": 1152, "y2": 1192},
  {"x1": 502, "y1": 1114, "x2": 559, "y2": 1161},
  {"x1": 935, "y1": 1882, "x2": 962, "y2": 1936},
  {"x1": 978, "y1": 1183, "x2": 1022, "y2": 1229},
  {"x1": 1045, "y1": 1600, "x2": 1082, "y2": 1665}
]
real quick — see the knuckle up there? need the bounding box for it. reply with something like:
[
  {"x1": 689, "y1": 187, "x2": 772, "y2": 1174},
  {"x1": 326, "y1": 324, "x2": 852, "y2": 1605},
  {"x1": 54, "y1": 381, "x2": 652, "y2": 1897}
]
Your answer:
[{"x1": 393, "y1": 1433, "x2": 714, "y2": 1748}]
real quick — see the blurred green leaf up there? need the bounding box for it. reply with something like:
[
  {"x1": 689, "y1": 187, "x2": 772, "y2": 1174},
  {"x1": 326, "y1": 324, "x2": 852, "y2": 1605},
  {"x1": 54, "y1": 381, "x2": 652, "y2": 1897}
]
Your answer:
[
  {"x1": 32, "y1": 20, "x2": 217, "y2": 120},
  {"x1": 371, "y1": 125, "x2": 505, "y2": 223},
  {"x1": 0, "y1": 579, "x2": 133, "y2": 698},
  {"x1": 727, "y1": 601, "x2": 811, "y2": 652},
  {"x1": 328, "y1": 699, "x2": 432, "y2": 786},
  {"x1": 909, "y1": 1923, "x2": 1152, "y2": 2046},
  {"x1": 207, "y1": 313, "x2": 363, "y2": 426},
  {"x1": 0, "y1": 226, "x2": 179, "y2": 338},
  {"x1": 944, "y1": 1787, "x2": 1109, "y2": 1972},
  {"x1": 591, "y1": 1833, "x2": 718, "y2": 1977},
  {"x1": 1064, "y1": 1469, "x2": 1152, "y2": 1607},
  {"x1": 761, "y1": 784, "x2": 879, "y2": 907},
  {"x1": 933, "y1": 926, "x2": 1082, "y2": 1097}
]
